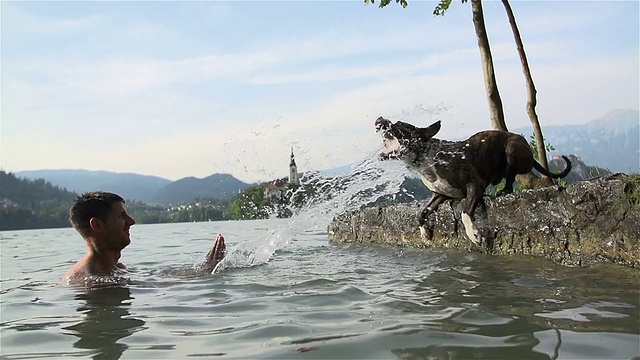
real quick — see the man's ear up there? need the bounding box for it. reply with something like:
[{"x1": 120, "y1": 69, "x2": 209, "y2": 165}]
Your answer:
[{"x1": 89, "y1": 217, "x2": 103, "y2": 232}]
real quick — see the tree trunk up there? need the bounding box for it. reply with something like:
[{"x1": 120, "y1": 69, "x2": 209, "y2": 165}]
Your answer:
[
  {"x1": 470, "y1": 0, "x2": 507, "y2": 132},
  {"x1": 502, "y1": 0, "x2": 550, "y2": 176}
]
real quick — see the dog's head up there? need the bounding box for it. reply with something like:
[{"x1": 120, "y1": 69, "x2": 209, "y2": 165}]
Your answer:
[{"x1": 375, "y1": 117, "x2": 441, "y2": 160}]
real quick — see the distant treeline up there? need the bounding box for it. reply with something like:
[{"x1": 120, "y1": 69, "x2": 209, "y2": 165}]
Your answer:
[
  {"x1": 0, "y1": 171, "x2": 229, "y2": 231},
  {"x1": 1, "y1": 171, "x2": 77, "y2": 230}
]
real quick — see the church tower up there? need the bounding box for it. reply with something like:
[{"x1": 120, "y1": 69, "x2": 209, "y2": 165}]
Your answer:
[{"x1": 289, "y1": 147, "x2": 300, "y2": 185}]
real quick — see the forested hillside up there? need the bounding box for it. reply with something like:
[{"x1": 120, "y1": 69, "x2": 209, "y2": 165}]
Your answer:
[
  {"x1": 1, "y1": 171, "x2": 77, "y2": 230},
  {"x1": 0, "y1": 171, "x2": 229, "y2": 230},
  {"x1": 16, "y1": 169, "x2": 171, "y2": 203}
]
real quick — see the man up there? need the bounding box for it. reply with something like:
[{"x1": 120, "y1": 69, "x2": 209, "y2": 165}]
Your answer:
[
  {"x1": 61, "y1": 191, "x2": 136, "y2": 284},
  {"x1": 61, "y1": 191, "x2": 227, "y2": 285}
]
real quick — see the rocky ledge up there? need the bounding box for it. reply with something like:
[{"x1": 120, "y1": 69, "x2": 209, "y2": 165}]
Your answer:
[{"x1": 328, "y1": 174, "x2": 640, "y2": 268}]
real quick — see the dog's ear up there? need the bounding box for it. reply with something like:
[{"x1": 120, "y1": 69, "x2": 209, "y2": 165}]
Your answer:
[{"x1": 421, "y1": 120, "x2": 441, "y2": 139}]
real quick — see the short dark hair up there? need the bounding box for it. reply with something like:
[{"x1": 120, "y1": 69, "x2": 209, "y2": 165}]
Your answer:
[{"x1": 69, "y1": 191, "x2": 125, "y2": 238}]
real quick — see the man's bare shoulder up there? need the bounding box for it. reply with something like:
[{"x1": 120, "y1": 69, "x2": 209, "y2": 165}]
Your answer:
[
  {"x1": 60, "y1": 263, "x2": 89, "y2": 285},
  {"x1": 60, "y1": 272, "x2": 83, "y2": 285},
  {"x1": 60, "y1": 261, "x2": 130, "y2": 286}
]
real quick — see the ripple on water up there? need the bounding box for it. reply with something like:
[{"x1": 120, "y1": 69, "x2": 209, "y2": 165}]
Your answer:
[
  {"x1": 536, "y1": 301, "x2": 634, "y2": 322},
  {"x1": 275, "y1": 285, "x2": 375, "y2": 308},
  {"x1": 450, "y1": 308, "x2": 516, "y2": 327},
  {"x1": 532, "y1": 330, "x2": 640, "y2": 359},
  {"x1": 2, "y1": 214, "x2": 639, "y2": 360}
]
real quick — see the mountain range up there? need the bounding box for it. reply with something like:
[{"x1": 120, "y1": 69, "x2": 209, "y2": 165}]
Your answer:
[
  {"x1": 150, "y1": 173, "x2": 253, "y2": 204},
  {"x1": 13, "y1": 169, "x2": 172, "y2": 203},
  {"x1": 512, "y1": 108, "x2": 639, "y2": 173},
  {"x1": 14, "y1": 109, "x2": 638, "y2": 205},
  {"x1": 14, "y1": 169, "x2": 254, "y2": 204}
]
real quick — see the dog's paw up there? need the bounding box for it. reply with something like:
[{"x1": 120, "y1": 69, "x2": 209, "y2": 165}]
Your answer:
[
  {"x1": 419, "y1": 225, "x2": 428, "y2": 239},
  {"x1": 418, "y1": 226, "x2": 434, "y2": 246},
  {"x1": 461, "y1": 213, "x2": 481, "y2": 246}
]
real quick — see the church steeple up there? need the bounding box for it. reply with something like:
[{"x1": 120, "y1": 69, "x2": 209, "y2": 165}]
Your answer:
[
  {"x1": 289, "y1": 147, "x2": 299, "y2": 185},
  {"x1": 289, "y1": 147, "x2": 296, "y2": 167}
]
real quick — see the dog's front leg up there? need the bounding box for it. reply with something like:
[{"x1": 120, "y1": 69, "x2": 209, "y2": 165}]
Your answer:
[
  {"x1": 461, "y1": 183, "x2": 483, "y2": 245},
  {"x1": 418, "y1": 193, "x2": 450, "y2": 239}
]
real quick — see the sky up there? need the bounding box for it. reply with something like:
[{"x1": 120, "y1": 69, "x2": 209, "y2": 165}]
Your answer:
[{"x1": 2, "y1": 0, "x2": 638, "y2": 183}]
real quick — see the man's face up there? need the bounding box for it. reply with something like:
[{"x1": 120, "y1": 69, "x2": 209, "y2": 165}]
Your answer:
[{"x1": 101, "y1": 202, "x2": 136, "y2": 251}]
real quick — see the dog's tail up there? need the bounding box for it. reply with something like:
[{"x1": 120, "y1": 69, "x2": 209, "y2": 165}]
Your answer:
[{"x1": 533, "y1": 155, "x2": 572, "y2": 178}]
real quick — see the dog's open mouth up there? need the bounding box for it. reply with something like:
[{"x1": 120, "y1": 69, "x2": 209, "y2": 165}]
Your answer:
[
  {"x1": 376, "y1": 131, "x2": 403, "y2": 160},
  {"x1": 375, "y1": 116, "x2": 407, "y2": 160},
  {"x1": 378, "y1": 134, "x2": 404, "y2": 160}
]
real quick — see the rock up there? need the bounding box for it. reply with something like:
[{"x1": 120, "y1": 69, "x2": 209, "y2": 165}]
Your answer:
[{"x1": 328, "y1": 174, "x2": 640, "y2": 268}]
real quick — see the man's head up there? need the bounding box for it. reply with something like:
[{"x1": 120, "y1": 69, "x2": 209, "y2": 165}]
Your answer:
[{"x1": 69, "y1": 191, "x2": 135, "y2": 251}]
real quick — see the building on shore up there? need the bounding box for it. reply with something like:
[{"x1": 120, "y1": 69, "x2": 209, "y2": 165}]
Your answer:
[
  {"x1": 263, "y1": 147, "x2": 302, "y2": 202},
  {"x1": 289, "y1": 147, "x2": 300, "y2": 186}
]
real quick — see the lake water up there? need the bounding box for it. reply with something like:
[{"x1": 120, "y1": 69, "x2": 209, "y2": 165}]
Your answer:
[
  {"x1": 1, "y1": 157, "x2": 639, "y2": 359},
  {"x1": 2, "y1": 219, "x2": 639, "y2": 360}
]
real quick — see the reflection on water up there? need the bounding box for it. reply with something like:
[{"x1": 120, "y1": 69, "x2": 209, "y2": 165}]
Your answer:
[
  {"x1": 379, "y1": 252, "x2": 640, "y2": 360},
  {"x1": 390, "y1": 330, "x2": 554, "y2": 360},
  {"x1": 62, "y1": 285, "x2": 146, "y2": 360}
]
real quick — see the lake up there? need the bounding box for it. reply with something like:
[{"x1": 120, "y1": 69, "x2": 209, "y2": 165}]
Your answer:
[{"x1": 1, "y1": 218, "x2": 639, "y2": 359}]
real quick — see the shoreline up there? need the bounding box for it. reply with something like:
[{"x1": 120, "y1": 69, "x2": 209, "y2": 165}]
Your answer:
[{"x1": 328, "y1": 174, "x2": 640, "y2": 268}]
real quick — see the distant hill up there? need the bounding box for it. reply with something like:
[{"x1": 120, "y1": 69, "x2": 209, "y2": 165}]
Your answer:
[
  {"x1": 15, "y1": 169, "x2": 172, "y2": 203},
  {"x1": 513, "y1": 109, "x2": 639, "y2": 173},
  {"x1": 1, "y1": 171, "x2": 77, "y2": 205},
  {"x1": 320, "y1": 164, "x2": 353, "y2": 177},
  {"x1": 547, "y1": 155, "x2": 611, "y2": 184},
  {"x1": 151, "y1": 173, "x2": 254, "y2": 204},
  {"x1": 0, "y1": 171, "x2": 77, "y2": 230},
  {"x1": 14, "y1": 169, "x2": 254, "y2": 205}
]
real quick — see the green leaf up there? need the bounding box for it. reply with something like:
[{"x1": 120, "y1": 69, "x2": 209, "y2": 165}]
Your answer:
[
  {"x1": 364, "y1": 0, "x2": 408, "y2": 9},
  {"x1": 433, "y1": 0, "x2": 453, "y2": 16}
]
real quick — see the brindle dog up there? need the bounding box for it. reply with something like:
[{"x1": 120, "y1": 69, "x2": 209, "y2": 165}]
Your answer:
[{"x1": 375, "y1": 117, "x2": 572, "y2": 245}]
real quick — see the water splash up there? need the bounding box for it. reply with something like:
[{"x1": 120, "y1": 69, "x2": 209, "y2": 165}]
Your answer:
[{"x1": 213, "y1": 148, "x2": 410, "y2": 273}]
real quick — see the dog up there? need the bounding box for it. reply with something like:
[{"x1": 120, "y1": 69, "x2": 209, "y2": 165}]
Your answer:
[{"x1": 375, "y1": 117, "x2": 572, "y2": 245}]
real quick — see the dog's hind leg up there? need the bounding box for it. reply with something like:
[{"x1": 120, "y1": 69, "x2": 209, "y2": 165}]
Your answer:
[
  {"x1": 461, "y1": 183, "x2": 484, "y2": 245},
  {"x1": 497, "y1": 167, "x2": 518, "y2": 196},
  {"x1": 418, "y1": 193, "x2": 450, "y2": 239}
]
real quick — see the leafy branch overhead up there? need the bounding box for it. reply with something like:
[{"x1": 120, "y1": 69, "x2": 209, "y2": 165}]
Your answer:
[
  {"x1": 364, "y1": 0, "x2": 466, "y2": 16},
  {"x1": 364, "y1": 0, "x2": 408, "y2": 9}
]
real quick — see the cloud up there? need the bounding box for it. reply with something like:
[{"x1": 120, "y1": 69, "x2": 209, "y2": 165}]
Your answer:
[
  {"x1": 3, "y1": 5, "x2": 103, "y2": 37},
  {"x1": 2, "y1": 1, "x2": 638, "y2": 182},
  {"x1": 4, "y1": 47, "x2": 637, "y2": 182}
]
